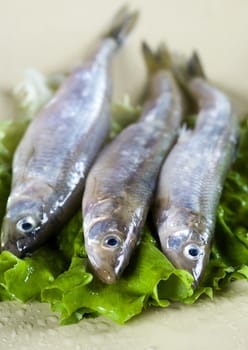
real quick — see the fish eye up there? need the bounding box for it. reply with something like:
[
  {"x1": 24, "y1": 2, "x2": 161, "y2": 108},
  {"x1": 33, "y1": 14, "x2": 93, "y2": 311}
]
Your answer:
[
  {"x1": 16, "y1": 217, "x2": 36, "y2": 234},
  {"x1": 183, "y1": 243, "x2": 202, "y2": 260},
  {"x1": 103, "y1": 234, "x2": 122, "y2": 249}
]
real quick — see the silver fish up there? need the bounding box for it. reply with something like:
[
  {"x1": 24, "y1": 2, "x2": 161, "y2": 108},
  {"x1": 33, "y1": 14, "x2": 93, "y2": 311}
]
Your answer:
[
  {"x1": 153, "y1": 53, "x2": 240, "y2": 287},
  {"x1": 1, "y1": 6, "x2": 138, "y2": 257},
  {"x1": 82, "y1": 43, "x2": 184, "y2": 284}
]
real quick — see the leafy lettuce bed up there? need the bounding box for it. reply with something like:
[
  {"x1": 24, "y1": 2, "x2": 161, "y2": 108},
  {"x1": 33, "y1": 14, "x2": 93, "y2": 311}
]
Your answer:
[{"x1": 0, "y1": 73, "x2": 247, "y2": 325}]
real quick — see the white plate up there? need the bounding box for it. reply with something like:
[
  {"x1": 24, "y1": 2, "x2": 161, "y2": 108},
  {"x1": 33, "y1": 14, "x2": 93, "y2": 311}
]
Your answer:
[{"x1": 0, "y1": 1, "x2": 248, "y2": 349}]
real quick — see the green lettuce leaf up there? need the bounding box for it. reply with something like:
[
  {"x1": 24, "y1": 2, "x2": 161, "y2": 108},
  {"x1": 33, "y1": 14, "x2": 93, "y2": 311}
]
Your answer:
[
  {"x1": 43, "y1": 217, "x2": 194, "y2": 324},
  {"x1": 110, "y1": 94, "x2": 141, "y2": 139},
  {"x1": 0, "y1": 71, "x2": 247, "y2": 324}
]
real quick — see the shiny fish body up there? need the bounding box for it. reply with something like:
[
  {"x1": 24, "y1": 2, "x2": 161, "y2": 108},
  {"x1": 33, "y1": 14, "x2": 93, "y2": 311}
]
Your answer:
[
  {"x1": 153, "y1": 72, "x2": 240, "y2": 286},
  {"x1": 83, "y1": 45, "x2": 184, "y2": 284},
  {"x1": 1, "y1": 7, "x2": 138, "y2": 257}
]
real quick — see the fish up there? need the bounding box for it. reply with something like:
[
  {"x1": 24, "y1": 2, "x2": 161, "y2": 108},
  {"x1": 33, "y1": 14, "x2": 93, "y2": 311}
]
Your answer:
[
  {"x1": 1, "y1": 6, "x2": 138, "y2": 257},
  {"x1": 153, "y1": 52, "x2": 240, "y2": 287},
  {"x1": 82, "y1": 42, "x2": 184, "y2": 284}
]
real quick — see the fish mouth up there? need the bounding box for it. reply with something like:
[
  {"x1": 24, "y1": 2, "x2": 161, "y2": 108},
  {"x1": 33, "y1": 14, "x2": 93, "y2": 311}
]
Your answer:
[
  {"x1": 162, "y1": 244, "x2": 209, "y2": 288},
  {"x1": 1, "y1": 228, "x2": 35, "y2": 258},
  {"x1": 87, "y1": 254, "x2": 125, "y2": 284},
  {"x1": 1, "y1": 238, "x2": 24, "y2": 258},
  {"x1": 94, "y1": 266, "x2": 119, "y2": 284},
  {"x1": 191, "y1": 265, "x2": 204, "y2": 288},
  {"x1": 190, "y1": 253, "x2": 210, "y2": 288}
]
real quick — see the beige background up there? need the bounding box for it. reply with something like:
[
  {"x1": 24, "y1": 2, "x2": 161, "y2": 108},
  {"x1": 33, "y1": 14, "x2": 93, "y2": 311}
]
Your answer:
[{"x1": 0, "y1": 1, "x2": 248, "y2": 349}]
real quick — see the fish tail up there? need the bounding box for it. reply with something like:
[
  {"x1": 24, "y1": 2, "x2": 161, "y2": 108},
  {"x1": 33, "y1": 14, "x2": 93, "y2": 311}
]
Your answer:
[
  {"x1": 103, "y1": 5, "x2": 139, "y2": 47},
  {"x1": 174, "y1": 51, "x2": 206, "y2": 86},
  {"x1": 177, "y1": 124, "x2": 193, "y2": 143},
  {"x1": 187, "y1": 52, "x2": 206, "y2": 80},
  {"x1": 172, "y1": 51, "x2": 206, "y2": 110},
  {"x1": 142, "y1": 41, "x2": 173, "y2": 74}
]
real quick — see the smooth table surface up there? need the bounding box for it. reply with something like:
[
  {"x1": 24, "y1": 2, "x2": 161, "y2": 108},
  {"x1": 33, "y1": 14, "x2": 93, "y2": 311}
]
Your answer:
[{"x1": 0, "y1": 1, "x2": 248, "y2": 349}]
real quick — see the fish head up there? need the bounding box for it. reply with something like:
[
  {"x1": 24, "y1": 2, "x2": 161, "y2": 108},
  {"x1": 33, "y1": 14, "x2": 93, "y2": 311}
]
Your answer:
[
  {"x1": 1, "y1": 197, "x2": 45, "y2": 257},
  {"x1": 85, "y1": 219, "x2": 135, "y2": 284},
  {"x1": 159, "y1": 221, "x2": 211, "y2": 287}
]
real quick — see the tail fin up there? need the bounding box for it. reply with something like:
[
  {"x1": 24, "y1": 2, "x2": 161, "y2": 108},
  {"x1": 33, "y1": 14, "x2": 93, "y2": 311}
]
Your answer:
[
  {"x1": 103, "y1": 5, "x2": 139, "y2": 46},
  {"x1": 187, "y1": 51, "x2": 206, "y2": 80},
  {"x1": 142, "y1": 41, "x2": 173, "y2": 74},
  {"x1": 172, "y1": 51, "x2": 206, "y2": 111},
  {"x1": 173, "y1": 51, "x2": 206, "y2": 87}
]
